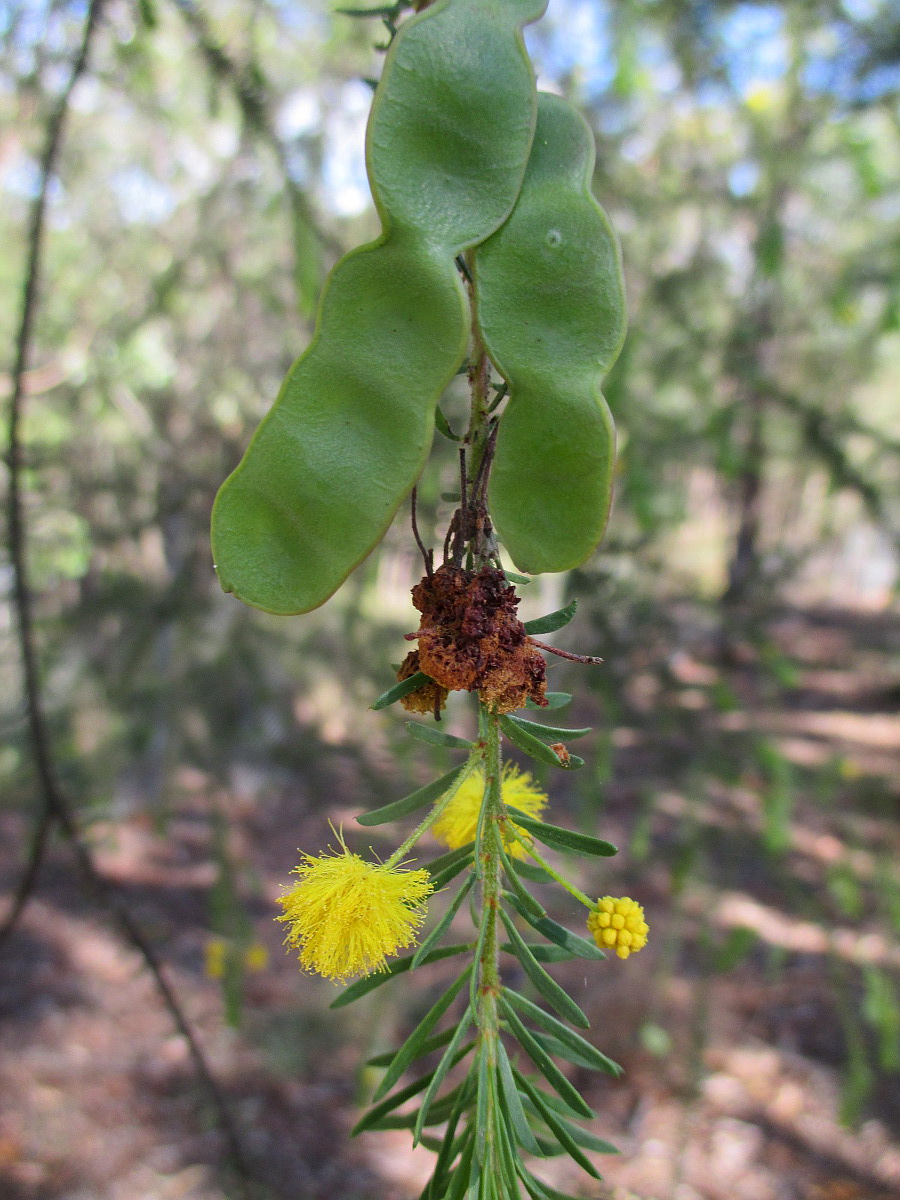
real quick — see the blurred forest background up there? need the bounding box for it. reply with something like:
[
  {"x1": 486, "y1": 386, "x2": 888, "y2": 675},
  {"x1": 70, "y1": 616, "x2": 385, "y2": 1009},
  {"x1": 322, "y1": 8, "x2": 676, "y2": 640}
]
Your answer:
[{"x1": 1, "y1": 0, "x2": 899, "y2": 1198}]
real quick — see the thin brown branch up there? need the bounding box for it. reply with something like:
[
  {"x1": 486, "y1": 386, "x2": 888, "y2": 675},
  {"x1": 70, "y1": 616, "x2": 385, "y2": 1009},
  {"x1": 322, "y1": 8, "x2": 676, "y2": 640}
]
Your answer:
[
  {"x1": 0, "y1": 810, "x2": 53, "y2": 948},
  {"x1": 4, "y1": 0, "x2": 106, "y2": 927},
  {"x1": 1, "y1": 1, "x2": 251, "y2": 1187},
  {"x1": 528, "y1": 638, "x2": 604, "y2": 666},
  {"x1": 410, "y1": 486, "x2": 433, "y2": 578}
]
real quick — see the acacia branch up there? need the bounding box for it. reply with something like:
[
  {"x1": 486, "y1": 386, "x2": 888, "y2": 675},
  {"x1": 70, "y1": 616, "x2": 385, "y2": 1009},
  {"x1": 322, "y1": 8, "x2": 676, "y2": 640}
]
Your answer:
[{"x1": 1, "y1": 0, "x2": 251, "y2": 1187}]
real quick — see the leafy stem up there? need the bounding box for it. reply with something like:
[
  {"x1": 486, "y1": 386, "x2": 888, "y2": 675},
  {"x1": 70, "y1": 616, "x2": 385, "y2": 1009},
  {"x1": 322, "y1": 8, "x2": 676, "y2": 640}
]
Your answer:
[{"x1": 474, "y1": 704, "x2": 504, "y2": 1168}]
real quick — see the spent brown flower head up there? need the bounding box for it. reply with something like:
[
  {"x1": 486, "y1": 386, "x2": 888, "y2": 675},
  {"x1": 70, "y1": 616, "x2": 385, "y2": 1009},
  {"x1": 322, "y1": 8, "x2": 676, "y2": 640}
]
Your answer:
[
  {"x1": 399, "y1": 564, "x2": 547, "y2": 715},
  {"x1": 397, "y1": 649, "x2": 449, "y2": 714}
]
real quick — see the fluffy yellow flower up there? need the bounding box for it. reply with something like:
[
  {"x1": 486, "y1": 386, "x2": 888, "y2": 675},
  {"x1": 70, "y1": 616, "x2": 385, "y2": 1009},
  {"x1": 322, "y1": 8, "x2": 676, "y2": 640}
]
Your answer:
[
  {"x1": 431, "y1": 764, "x2": 548, "y2": 859},
  {"x1": 587, "y1": 896, "x2": 649, "y2": 960},
  {"x1": 276, "y1": 842, "x2": 433, "y2": 982}
]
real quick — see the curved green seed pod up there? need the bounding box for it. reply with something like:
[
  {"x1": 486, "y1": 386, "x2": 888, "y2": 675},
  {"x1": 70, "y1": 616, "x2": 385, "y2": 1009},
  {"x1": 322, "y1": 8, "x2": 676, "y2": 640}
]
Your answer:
[
  {"x1": 212, "y1": 0, "x2": 547, "y2": 615},
  {"x1": 474, "y1": 91, "x2": 627, "y2": 574}
]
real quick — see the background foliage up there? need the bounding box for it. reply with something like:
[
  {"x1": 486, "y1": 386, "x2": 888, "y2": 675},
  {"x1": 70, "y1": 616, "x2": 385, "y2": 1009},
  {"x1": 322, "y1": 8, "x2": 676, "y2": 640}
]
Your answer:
[{"x1": 1, "y1": 2, "x2": 898, "y2": 1198}]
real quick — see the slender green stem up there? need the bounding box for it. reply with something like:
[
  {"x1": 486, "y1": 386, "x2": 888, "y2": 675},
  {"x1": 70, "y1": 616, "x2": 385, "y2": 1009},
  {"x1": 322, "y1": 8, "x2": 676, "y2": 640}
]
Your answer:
[
  {"x1": 383, "y1": 749, "x2": 484, "y2": 869},
  {"x1": 508, "y1": 826, "x2": 597, "y2": 909},
  {"x1": 464, "y1": 251, "x2": 494, "y2": 506},
  {"x1": 473, "y1": 705, "x2": 504, "y2": 1169}
]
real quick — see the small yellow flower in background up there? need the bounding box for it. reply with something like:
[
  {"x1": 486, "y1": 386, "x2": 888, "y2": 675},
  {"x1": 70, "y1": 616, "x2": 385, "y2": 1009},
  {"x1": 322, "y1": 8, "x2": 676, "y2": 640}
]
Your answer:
[
  {"x1": 431, "y1": 764, "x2": 547, "y2": 859},
  {"x1": 587, "y1": 896, "x2": 649, "y2": 960},
  {"x1": 838, "y1": 757, "x2": 862, "y2": 782},
  {"x1": 277, "y1": 840, "x2": 433, "y2": 982},
  {"x1": 204, "y1": 937, "x2": 227, "y2": 979},
  {"x1": 244, "y1": 942, "x2": 269, "y2": 972}
]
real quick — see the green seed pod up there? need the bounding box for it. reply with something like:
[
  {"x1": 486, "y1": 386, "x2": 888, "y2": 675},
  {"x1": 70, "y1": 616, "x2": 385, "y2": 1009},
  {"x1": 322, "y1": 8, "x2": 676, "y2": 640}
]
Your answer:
[
  {"x1": 474, "y1": 91, "x2": 627, "y2": 574},
  {"x1": 212, "y1": 0, "x2": 547, "y2": 615}
]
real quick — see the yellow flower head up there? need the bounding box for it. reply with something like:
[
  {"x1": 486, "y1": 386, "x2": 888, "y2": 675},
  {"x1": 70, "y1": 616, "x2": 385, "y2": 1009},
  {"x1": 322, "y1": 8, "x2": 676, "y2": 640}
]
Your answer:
[
  {"x1": 276, "y1": 839, "x2": 433, "y2": 982},
  {"x1": 204, "y1": 937, "x2": 227, "y2": 980},
  {"x1": 587, "y1": 896, "x2": 649, "y2": 960},
  {"x1": 431, "y1": 764, "x2": 548, "y2": 859},
  {"x1": 244, "y1": 942, "x2": 269, "y2": 972}
]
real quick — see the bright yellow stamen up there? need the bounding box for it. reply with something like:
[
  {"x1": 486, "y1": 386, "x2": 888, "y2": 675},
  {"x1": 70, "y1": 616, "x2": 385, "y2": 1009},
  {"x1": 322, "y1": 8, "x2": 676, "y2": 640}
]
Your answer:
[
  {"x1": 587, "y1": 896, "x2": 649, "y2": 961},
  {"x1": 430, "y1": 764, "x2": 548, "y2": 859},
  {"x1": 276, "y1": 839, "x2": 433, "y2": 982}
]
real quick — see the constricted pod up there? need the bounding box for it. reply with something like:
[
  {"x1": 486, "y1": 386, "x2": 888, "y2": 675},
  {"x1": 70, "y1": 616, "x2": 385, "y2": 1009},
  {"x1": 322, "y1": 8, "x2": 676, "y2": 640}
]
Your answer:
[
  {"x1": 212, "y1": 0, "x2": 547, "y2": 615},
  {"x1": 474, "y1": 91, "x2": 627, "y2": 574}
]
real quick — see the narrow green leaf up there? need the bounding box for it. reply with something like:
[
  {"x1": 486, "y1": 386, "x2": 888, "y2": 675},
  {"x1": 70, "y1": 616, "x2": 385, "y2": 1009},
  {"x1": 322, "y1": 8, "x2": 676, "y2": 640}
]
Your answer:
[
  {"x1": 532, "y1": 1029, "x2": 610, "y2": 1074},
  {"x1": 428, "y1": 1077, "x2": 474, "y2": 1199},
  {"x1": 499, "y1": 998, "x2": 593, "y2": 1119},
  {"x1": 502, "y1": 942, "x2": 577, "y2": 963},
  {"x1": 366, "y1": 1025, "x2": 454, "y2": 1068},
  {"x1": 499, "y1": 909, "x2": 589, "y2": 1028},
  {"x1": 505, "y1": 715, "x2": 592, "y2": 742},
  {"x1": 354, "y1": 1056, "x2": 471, "y2": 1135},
  {"x1": 505, "y1": 897, "x2": 606, "y2": 961},
  {"x1": 426, "y1": 842, "x2": 475, "y2": 880},
  {"x1": 494, "y1": 1091, "x2": 529, "y2": 1197},
  {"x1": 358, "y1": 764, "x2": 467, "y2": 826},
  {"x1": 435, "y1": 407, "x2": 461, "y2": 441},
  {"x1": 374, "y1": 965, "x2": 472, "y2": 1100},
  {"x1": 499, "y1": 844, "x2": 546, "y2": 922},
  {"x1": 512, "y1": 860, "x2": 554, "y2": 885},
  {"x1": 445, "y1": 1133, "x2": 477, "y2": 1200},
  {"x1": 330, "y1": 944, "x2": 469, "y2": 1008},
  {"x1": 496, "y1": 1040, "x2": 542, "y2": 1154},
  {"x1": 419, "y1": 1078, "x2": 471, "y2": 1126},
  {"x1": 430, "y1": 852, "x2": 474, "y2": 891},
  {"x1": 532, "y1": 1137, "x2": 566, "y2": 1157},
  {"x1": 352, "y1": 1065, "x2": 438, "y2": 1135},
  {"x1": 407, "y1": 722, "x2": 474, "y2": 750},
  {"x1": 500, "y1": 715, "x2": 572, "y2": 768},
  {"x1": 526, "y1": 692, "x2": 571, "y2": 710},
  {"x1": 418, "y1": 1135, "x2": 445, "y2": 1153},
  {"x1": 371, "y1": 671, "x2": 432, "y2": 710},
  {"x1": 413, "y1": 875, "x2": 475, "y2": 968},
  {"x1": 504, "y1": 989, "x2": 622, "y2": 1077},
  {"x1": 516, "y1": 1077, "x2": 594, "y2": 1123},
  {"x1": 532, "y1": 1117, "x2": 619, "y2": 1155},
  {"x1": 413, "y1": 1006, "x2": 474, "y2": 1144},
  {"x1": 505, "y1": 571, "x2": 532, "y2": 585},
  {"x1": 505, "y1": 809, "x2": 617, "y2": 858},
  {"x1": 516, "y1": 1074, "x2": 602, "y2": 1180},
  {"x1": 518, "y1": 1164, "x2": 581, "y2": 1200},
  {"x1": 523, "y1": 600, "x2": 578, "y2": 636}
]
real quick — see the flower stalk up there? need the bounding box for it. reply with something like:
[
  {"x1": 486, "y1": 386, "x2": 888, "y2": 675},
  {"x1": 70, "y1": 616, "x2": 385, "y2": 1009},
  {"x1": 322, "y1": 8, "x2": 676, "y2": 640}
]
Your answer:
[{"x1": 383, "y1": 750, "x2": 484, "y2": 869}]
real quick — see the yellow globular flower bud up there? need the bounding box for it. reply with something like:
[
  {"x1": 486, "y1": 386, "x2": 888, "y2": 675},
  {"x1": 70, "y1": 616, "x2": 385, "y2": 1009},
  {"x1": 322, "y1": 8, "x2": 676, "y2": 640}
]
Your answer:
[
  {"x1": 430, "y1": 764, "x2": 548, "y2": 859},
  {"x1": 586, "y1": 896, "x2": 649, "y2": 961},
  {"x1": 276, "y1": 839, "x2": 433, "y2": 983}
]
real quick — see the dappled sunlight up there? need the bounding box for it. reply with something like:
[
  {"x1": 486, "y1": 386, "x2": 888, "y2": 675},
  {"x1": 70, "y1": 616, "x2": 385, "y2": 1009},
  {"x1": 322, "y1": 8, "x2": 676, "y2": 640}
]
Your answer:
[{"x1": 713, "y1": 892, "x2": 900, "y2": 968}]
